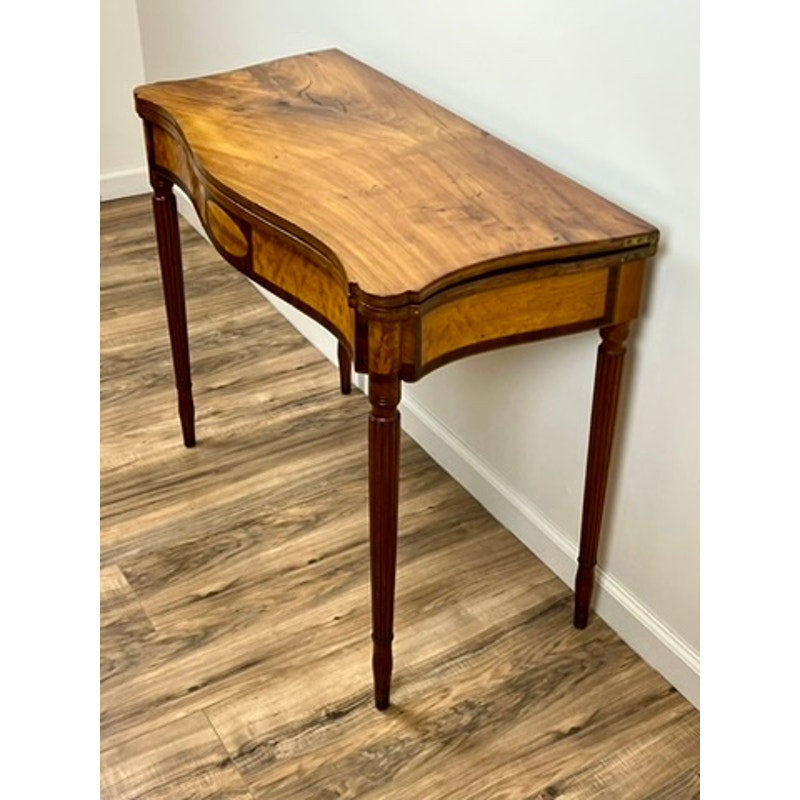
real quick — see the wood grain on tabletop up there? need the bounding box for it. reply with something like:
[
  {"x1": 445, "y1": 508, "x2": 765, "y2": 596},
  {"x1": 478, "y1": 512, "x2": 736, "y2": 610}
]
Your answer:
[{"x1": 135, "y1": 48, "x2": 657, "y2": 300}]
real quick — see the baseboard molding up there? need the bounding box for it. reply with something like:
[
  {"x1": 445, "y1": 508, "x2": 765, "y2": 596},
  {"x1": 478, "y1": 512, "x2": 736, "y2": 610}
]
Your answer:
[
  {"x1": 100, "y1": 166, "x2": 149, "y2": 200},
  {"x1": 173, "y1": 186, "x2": 699, "y2": 708},
  {"x1": 399, "y1": 394, "x2": 700, "y2": 708}
]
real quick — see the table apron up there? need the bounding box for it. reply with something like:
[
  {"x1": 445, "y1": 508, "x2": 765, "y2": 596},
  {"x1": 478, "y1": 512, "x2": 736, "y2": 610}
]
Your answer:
[{"x1": 145, "y1": 119, "x2": 648, "y2": 383}]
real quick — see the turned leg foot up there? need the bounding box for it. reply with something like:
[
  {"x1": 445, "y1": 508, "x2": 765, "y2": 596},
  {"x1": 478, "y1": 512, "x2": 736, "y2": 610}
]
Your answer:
[
  {"x1": 151, "y1": 174, "x2": 195, "y2": 448},
  {"x1": 368, "y1": 373, "x2": 400, "y2": 709}
]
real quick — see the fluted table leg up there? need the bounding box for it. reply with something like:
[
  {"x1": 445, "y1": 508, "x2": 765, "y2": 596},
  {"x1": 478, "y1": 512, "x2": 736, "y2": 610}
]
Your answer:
[
  {"x1": 574, "y1": 322, "x2": 630, "y2": 628},
  {"x1": 150, "y1": 173, "x2": 195, "y2": 448},
  {"x1": 368, "y1": 372, "x2": 401, "y2": 709},
  {"x1": 338, "y1": 341, "x2": 352, "y2": 395}
]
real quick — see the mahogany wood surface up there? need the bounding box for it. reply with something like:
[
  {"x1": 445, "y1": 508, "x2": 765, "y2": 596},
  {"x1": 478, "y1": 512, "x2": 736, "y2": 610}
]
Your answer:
[
  {"x1": 135, "y1": 48, "x2": 660, "y2": 710},
  {"x1": 337, "y1": 341, "x2": 352, "y2": 395},
  {"x1": 574, "y1": 323, "x2": 630, "y2": 628},
  {"x1": 151, "y1": 175, "x2": 195, "y2": 448},
  {"x1": 368, "y1": 374, "x2": 402, "y2": 710}
]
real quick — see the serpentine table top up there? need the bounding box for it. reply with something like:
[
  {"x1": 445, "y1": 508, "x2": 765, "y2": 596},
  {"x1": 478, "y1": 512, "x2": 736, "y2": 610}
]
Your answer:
[{"x1": 135, "y1": 48, "x2": 659, "y2": 710}]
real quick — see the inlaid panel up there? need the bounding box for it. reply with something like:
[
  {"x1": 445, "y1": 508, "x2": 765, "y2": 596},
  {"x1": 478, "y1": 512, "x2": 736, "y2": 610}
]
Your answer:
[
  {"x1": 252, "y1": 226, "x2": 354, "y2": 346},
  {"x1": 151, "y1": 124, "x2": 202, "y2": 203},
  {"x1": 205, "y1": 198, "x2": 249, "y2": 259},
  {"x1": 420, "y1": 265, "x2": 609, "y2": 368}
]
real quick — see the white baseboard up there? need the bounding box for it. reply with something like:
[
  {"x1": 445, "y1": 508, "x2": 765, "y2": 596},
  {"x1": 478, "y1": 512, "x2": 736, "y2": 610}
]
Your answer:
[
  {"x1": 399, "y1": 394, "x2": 700, "y2": 708},
  {"x1": 173, "y1": 187, "x2": 699, "y2": 708},
  {"x1": 100, "y1": 166, "x2": 149, "y2": 200}
]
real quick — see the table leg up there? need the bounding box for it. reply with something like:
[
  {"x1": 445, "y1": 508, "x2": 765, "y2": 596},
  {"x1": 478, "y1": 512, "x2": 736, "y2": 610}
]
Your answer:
[
  {"x1": 368, "y1": 372, "x2": 401, "y2": 709},
  {"x1": 338, "y1": 341, "x2": 352, "y2": 395},
  {"x1": 150, "y1": 174, "x2": 195, "y2": 448},
  {"x1": 574, "y1": 322, "x2": 630, "y2": 628}
]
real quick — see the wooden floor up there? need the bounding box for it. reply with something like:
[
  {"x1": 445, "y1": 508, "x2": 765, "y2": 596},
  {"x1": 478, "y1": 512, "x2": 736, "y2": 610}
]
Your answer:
[{"x1": 100, "y1": 195, "x2": 699, "y2": 800}]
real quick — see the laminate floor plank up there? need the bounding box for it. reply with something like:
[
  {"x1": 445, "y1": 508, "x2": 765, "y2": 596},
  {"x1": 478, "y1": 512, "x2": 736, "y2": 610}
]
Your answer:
[
  {"x1": 547, "y1": 715, "x2": 701, "y2": 800},
  {"x1": 207, "y1": 601, "x2": 694, "y2": 800},
  {"x1": 100, "y1": 195, "x2": 700, "y2": 798},
  {"x1": 100, "y1": 711, "x2": 255, "y2": 800},
  {"x1": 641, "y1": 768, "x2": 701, "y2": 800},
  {"x1": 101, "y1": 504, "x2": 556, "y2": 751},
  {"x1": 100, "y1": 565, "x2": 157, "y2": 683}
]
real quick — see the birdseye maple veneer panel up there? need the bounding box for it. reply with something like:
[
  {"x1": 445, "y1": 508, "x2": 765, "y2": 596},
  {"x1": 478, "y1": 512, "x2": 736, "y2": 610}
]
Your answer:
[{"x1": 419, "y1": 262, "x2": 608, "y2": 369}]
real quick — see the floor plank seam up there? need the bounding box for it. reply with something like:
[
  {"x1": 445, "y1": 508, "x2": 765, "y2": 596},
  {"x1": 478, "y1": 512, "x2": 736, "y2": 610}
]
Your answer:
[{"x1": 100, "y1": 195, "x2": 699, "y2": 799}]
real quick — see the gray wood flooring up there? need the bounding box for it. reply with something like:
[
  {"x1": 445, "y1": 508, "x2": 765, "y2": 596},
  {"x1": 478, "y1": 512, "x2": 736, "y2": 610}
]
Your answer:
[{"x1": 100, "y1": 195, "x2": 699, "y2": 799}]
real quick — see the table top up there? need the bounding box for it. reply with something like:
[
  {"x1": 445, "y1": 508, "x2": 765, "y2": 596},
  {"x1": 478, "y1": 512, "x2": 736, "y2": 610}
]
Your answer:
[{"x1": 135, "y1": 49, "x2": 657, "y2": 304}]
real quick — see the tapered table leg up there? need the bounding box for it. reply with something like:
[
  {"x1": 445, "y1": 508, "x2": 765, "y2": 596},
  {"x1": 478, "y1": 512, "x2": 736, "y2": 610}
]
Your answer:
[
  {"x1": 574, "y1": 323, "x2": 630, "y2": 628},
  {"x1": 150, "y1": 174, "x2": 195, "y2": 448},
  {"x1": 338, "y1": 341, "x2": 352, "y2": 395},
  {"x1": 368, "y1": 372, "x2": 401, "y2": 709}
]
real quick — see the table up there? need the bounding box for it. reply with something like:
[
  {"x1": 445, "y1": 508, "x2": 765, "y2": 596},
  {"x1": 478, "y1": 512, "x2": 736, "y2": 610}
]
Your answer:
[{"x1": 134, "y1": 49, "x2": 658, "y2": 710}]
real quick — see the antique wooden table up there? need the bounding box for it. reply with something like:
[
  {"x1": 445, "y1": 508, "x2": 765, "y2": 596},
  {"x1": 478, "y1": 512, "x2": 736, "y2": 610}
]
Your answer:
[{"x1": 135, "y1": 48, "x2": 658, "y2": 710}]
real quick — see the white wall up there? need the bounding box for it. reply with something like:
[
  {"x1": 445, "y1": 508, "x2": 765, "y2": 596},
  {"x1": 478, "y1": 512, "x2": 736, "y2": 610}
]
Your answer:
[
  {"x1": 133, "y1": 0, "x2": 699, "y2": 705},
  {"x1": 100, "y1": 0, "x2": 149, "y2": 198}
]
